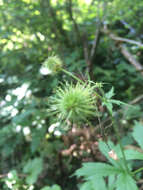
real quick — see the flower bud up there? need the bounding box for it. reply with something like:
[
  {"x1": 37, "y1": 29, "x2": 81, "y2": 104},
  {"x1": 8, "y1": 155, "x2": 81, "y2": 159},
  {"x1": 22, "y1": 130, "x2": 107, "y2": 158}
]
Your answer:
[{"x1": 43, "y1": 55, "x2": 63, "y2": 74}]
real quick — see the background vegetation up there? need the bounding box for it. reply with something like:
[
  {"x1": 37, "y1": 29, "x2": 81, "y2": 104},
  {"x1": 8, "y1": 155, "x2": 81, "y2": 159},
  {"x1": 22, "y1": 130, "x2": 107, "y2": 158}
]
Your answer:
[{"x1": 0, "y1": 0, "x2": 143, "y2": 189}]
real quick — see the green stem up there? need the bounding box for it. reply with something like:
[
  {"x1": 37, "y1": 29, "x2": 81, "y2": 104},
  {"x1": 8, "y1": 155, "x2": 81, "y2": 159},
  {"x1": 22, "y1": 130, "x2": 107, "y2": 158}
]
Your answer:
[
  {"x1": 62, "y1": 69, "x2": 84, "y2": 84},
  {"x1": 132, "y1": 167, "x2": 143, "y2": 175},
  {"x1": 110, "y1": 113, "x2": 130, "y2": 175}
]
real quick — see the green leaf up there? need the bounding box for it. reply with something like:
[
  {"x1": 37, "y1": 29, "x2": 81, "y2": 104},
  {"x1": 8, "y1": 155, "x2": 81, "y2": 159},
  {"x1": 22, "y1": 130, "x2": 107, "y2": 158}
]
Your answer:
[
  {"x1": 104, "y1": 102, "x2": 113, "y2": 114},
  {"x1": 108, "y1": 175, "x2": 116, "y2": 190},
  {"x1": 31, "y1": 127, "x2": 46, "y2": 153},
  {"x1": 132, "y1": 122, "x2": 143, "y2": 149},
  {"x1": 124, "y1": 149, "x2": 143, "y2": 160},
  {"x1": 51, "y1": 184, "x2": 62, "y2": 190},
  {"x1": 110, "y1": 99, "x2": 128, "y2": 106},
  {"x1": 116, "y1": 173, "x2": 138, "y2": 190},
  {"x1": 79, "y1": 177, "x2": 107, "y2": 190},
  {"x1": 98, "y1": 141, "x2": 120, "y2": 168},
  {"x1": 75, "y1": 162, "x2": 121, "y2": 178},
  {"x1": 79, "y1": 181, "x2": 94, "y2": 190},
  {"x1": 41, "y1": 187, "x2": 51, "y2": 190},
  {"x1": 105, "y1": 87, "x2": 115, "y2": 99},
  {"x1": 23, "y1": 157, "x2": 43, "y2": 184},
  {"x1": 90, "y1": 176, "x2": 107, "y2": 190}
]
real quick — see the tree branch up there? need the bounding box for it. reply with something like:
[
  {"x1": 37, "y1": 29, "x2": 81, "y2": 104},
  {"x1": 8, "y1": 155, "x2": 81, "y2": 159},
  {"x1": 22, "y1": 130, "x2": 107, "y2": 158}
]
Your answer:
[
  {"x1": 103, "y1": 27, "x2": 143, "y2": 47},
  {"x1": 83, "y1": 32, "x2": 90, "y2": 65},
  {"x1": 87, "y1": 1, "x2": 107, "y2": 77},
  {"x1": 102, "y1": 25, "x2": 143, "y2": 76},
  {"x1": 119, "y1": 45, "x2": 143, "y2": 76}
]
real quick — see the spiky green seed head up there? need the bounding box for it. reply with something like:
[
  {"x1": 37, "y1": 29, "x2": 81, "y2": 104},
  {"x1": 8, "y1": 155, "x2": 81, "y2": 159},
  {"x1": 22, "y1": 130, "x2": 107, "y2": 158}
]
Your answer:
[
  {"x1": 50, "y1": 82, "x2": 96, "y2": 123},
  {"x1": 43, "y1": 55, "x2": 63, "y2": 74}
]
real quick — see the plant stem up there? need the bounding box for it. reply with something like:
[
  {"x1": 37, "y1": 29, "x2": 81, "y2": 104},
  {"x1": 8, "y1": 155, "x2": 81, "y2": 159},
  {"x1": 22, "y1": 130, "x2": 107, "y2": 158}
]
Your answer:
[
  {"x1": 132, "y1": 167, "x2": 143, "y2": 175},
  {"x1": 62, "y1": 69, "x2": 84, "y2": 84},
  {"x1": 110, "y1": 114, "x2": 130, "y2": 175}
]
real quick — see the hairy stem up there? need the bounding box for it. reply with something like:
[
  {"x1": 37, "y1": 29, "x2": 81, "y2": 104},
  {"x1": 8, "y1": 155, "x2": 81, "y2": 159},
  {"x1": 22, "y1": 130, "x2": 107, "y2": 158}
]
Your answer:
[{"x1": 62, "y1": 69, "x2": 84, "y2": 84}]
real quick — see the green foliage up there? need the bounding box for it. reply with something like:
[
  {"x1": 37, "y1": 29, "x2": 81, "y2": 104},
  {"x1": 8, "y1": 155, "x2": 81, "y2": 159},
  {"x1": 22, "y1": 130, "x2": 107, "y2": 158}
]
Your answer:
[
  {"x1": 75, "y1": 121, "x2": 143, "y2": 190},
  {"x1": 103, "y1": 87, "x2": 129, "y2": 114},
  {"x1": 0, "y1": 0, "x2": 143, "y2": 189},
  {"x1": 116, "y1": 174, "x2": 138, "y2": 190},
  {"x1": 23, "y1": 158, "x2": 43, "y2": 185}
]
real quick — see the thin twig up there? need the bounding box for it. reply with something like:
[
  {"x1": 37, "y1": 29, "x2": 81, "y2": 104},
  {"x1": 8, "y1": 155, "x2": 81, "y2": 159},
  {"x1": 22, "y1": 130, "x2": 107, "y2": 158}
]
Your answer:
[
  {"x1": 103, "y1": 27, "x2": 143, "y2": 47},
  {"x1": 129, "y1": 94, "x2": 143, "y2": 104},
  {"x1": 119, "y1": 45, "x2": 143, "y2": 76},
  {"x1": 102, "y1": 25, "x2": 143, "y2": 76},
  {"x1": 109, "y1": 34, "x2": 143, "y2": 48}
]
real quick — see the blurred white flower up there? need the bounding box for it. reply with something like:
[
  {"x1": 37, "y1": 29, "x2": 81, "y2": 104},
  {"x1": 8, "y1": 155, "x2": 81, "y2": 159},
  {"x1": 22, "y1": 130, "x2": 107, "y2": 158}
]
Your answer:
[
  {"x1": 12, "y1": 83, "x2": 29, "y2": 100},
  {"x1": 37, "y1": 124, "x2": 42, "y2": 129},
  {"x1": 5, "y1": 95, "x2": 11, "y2": 101},
  {"x1": 11, "y1": 108, "x2": 18, "y2": 117},
  {"x1": 48, "y1": 122, "x2": 60, "y2": 133},
  {"x1": 5, "y1": 180, "x2": 13, "y2": 189},
  {"x1": 0, "y1": 78, "x2": 4, "y2": 83},
  {"x1": 8, "y1": 172, "x2": 13, "y2": 179},
  {"x1": 40, "y1": 67, "x2": 52, "y2": 75},
  {"x1": 23, "y1": 127, "x2": 31, "y2": 136},
  {"x1": 15, "y1": 125, "x2": 22, "y2": 133},
  {"x1": 54, "y1": 130, "x2": 62, "y2": 137}
]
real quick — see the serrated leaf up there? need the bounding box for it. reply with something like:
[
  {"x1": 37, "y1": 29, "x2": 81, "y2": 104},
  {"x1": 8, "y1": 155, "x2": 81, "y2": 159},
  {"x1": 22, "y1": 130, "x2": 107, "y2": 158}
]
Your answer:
[
  {"x1": 79, "y1": 177, "x2": 107, "y2": 190},
  {"x1": 110, "y1": 99, "x2": 127, "y2": 106},
  {"x1": 132, "y1": 122, "x2": 143, "y2": 149},
  {"x1": 116, "y1": 173, "x2": 138, "y2": 190},
  {"x1": 75, "y1": 162, "x2": 121, "y2": 178},
  {"x1": 105, "y1": 87, "x2": 115, "y2": 99}
]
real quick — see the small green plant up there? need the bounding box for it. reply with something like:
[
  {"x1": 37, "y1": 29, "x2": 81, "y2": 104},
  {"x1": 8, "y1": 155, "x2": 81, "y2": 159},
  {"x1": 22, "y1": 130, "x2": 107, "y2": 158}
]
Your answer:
[
  {"x1": 44, "y1": 55, "x2": 143, "y2": 190},
  {"x1": 75, "y1": 122, "x2": 143, "y2": 190}
]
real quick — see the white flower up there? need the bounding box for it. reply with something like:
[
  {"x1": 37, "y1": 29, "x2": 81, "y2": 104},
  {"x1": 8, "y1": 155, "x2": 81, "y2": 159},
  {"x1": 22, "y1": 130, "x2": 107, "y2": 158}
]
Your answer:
[
  {"x1": 8, "y1": 172, "x2": 13, "y2": 179},
  {"x1": 5, "y1": 180, "x2": 13, "y2": 189},
  {"x1": 48, "y1": 122, "x2": 60, "y2": 133},
  {"x1": 54, "y1": 130, "x2": 62, "y2": 137},
  {"x1": 23, "y1": 127, "x2": 31, "y2": 136}
]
